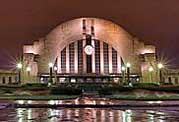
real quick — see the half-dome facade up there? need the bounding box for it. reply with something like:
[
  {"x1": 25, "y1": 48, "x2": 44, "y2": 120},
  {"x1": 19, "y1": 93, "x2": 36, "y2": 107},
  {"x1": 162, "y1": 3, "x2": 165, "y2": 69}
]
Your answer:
[{"x1": 23, "y1": 17, "x2": 157, "y2": 83}]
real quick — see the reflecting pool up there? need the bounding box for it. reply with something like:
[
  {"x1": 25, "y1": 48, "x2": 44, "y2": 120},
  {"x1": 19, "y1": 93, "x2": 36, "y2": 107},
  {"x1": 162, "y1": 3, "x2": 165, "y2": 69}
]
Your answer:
[
  {"x1": 1, "y1": 98, "x2": 179, "y2": 122},
  {"x1": 1, "y1": 107, "x2": 179, "y2": 122}
]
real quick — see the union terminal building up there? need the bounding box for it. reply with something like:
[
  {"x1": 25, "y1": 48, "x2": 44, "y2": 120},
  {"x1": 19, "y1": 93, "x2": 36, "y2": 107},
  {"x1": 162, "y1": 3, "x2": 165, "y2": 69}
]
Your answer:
[{"x1": 22, "y1": 17, "x2": 158, "y2": 84}]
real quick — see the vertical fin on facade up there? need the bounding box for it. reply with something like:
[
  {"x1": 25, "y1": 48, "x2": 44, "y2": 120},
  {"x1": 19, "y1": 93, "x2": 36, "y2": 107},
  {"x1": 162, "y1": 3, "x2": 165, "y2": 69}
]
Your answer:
[
  {"x1": 121, "y1": 57, "x2": 125, "y2": 69},
  {"x1": 91, "y1": 19, "x2": 95, "y2": 36},
  {"x1": 82, "y1": 19, "x2": 86, "y2": 35},
  {"x1": 54, "y1": 57, "x2": 58, "y2": 68}
]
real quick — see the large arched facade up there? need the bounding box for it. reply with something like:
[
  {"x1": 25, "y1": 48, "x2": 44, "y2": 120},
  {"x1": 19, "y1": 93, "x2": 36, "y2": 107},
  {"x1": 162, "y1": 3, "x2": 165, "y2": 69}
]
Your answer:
[{"x1": 23, "y1": 17, "x2": 157, "y2": 83}]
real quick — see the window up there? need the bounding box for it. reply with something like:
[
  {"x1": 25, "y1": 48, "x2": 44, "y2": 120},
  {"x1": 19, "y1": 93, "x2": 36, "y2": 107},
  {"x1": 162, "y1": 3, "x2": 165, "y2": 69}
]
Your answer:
[
  {"x1": 112, "y1": 48, "x2": 117, "y2": 73},
  {"x1": 78, "y1": 40, "x2": 83, "y2": 73},
  {"x1": 95, "y1": 40, "x2": 100, "y2": 74},
  {"x1": 8, "y1": 77, "x2": 12, "y2": 84},
  {"x1": 61, "y1": 48, "x2": 66, "y2": 73},
  {"x1": 2, "y1": 77, "x2": 5, "y2": 84},
  {"x1": 69, "y1": 42, "x2": 75, "y2": 73},
  {"x1": 168, "y1": 77, "x2": 172, "y2": 84},
  {"x1": 103, "y1": 42, "x2": 109, "y2": 74}
]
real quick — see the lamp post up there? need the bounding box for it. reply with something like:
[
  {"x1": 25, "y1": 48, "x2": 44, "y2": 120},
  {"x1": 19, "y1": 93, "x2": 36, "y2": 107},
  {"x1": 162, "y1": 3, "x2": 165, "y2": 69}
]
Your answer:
[
  {"x1": 126, "y1": 62, "x2": 131, "y2": 85},
  {"x1": 158, "y1": 63, "x2": 164, "y2": 84},
  {"x1": 16, "y1": 63, "x2": 22, "y2": 84},
  {"x1": 148, "y1": 66, "x2": 154, "y2": 83},
  {"x1": 54, "y1": 66, "x2": 58, "y2": 84},
  {"x1": 48, "y1": 62, "x2": 53, "y2": 86}
]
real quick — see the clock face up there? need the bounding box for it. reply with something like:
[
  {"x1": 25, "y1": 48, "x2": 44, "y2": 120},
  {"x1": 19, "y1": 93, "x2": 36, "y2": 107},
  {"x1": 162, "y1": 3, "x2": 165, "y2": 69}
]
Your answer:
[{"x1": 84, "y1": 45, "x2": 94, "y2": 55}]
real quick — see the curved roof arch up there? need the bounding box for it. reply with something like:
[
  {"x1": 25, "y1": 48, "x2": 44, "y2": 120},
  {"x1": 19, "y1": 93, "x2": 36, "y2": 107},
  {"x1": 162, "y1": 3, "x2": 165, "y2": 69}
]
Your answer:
[{"x1": 45, "y1": 17, "x2": 135, "y2": 62}]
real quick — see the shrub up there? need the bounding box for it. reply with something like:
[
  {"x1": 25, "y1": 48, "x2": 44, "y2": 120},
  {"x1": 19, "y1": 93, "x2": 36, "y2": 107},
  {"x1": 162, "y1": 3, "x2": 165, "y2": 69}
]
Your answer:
[
  {"x1": 50, "y1": 87, "x2": 82, "y2": 95},
  {"x1": 21, "y1": 83, "x2": 48, "y2": 91},
  {"x1": 133, "y1": 82, "x2": 159, "y2": 88},
  {"x1": 99, "y1": 86, "x2": 134, "y2": 95}
]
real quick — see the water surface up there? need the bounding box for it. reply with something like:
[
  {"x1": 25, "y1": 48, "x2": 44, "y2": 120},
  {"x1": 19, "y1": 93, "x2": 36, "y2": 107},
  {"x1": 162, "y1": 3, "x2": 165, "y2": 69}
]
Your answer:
[
  {"x1": 1, "y1": 107, "x2": 179, "y2": 122},
  {"x1": 1, "y1": 98, "x2": 179, "y2": 122}
]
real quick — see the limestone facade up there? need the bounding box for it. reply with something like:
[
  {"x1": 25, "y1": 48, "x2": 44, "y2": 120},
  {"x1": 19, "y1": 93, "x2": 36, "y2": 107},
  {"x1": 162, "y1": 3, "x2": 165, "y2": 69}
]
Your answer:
[
  {"x1": 22, "y1": 17, "x2": 157, "y2": 83},
  {"x1": 0, "y1": 70, "x2": 17, "y2": 84}
]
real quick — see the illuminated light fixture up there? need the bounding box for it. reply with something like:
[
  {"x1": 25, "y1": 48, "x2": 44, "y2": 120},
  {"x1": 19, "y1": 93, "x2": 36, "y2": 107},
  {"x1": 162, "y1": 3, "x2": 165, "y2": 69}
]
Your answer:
[
  {"x1": 17, "y1": 63, "x2": 22, "y2": 69},
  {"x1": 26, "y1": 67, "x2": 31, "y2": 72},
  {"x1": 149, "y1": 66, "x2": 154, "y2": 72},
  {"x1": 84, "y1": 45, "x2": 94, "y2": 55},
  {"x1": 121, "y1": 66, "x2": 126, "y2": 71},
  {"x1": 48, "y1": 63, "x2": 53, "y2": 68},
  {"x1": 71, "y1": 78, "x2": 76, "y2": 83},
  {"x1": 18, "y1": 100, "x2": 24, "y2": 104},
  {"x1": 126, "y1": 62, "x2": 131, "y2": 68},
  {"x1": 158, "y1": 63, "x2": 164, "y2": 69},
  {"x1": 54, "y1": 66, "x2": 58, "y2": 71}
]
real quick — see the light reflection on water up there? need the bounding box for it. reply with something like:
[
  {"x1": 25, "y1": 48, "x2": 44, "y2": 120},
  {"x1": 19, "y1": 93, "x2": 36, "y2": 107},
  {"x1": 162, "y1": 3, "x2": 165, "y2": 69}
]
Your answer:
[
  {"x1": 0, "y1": 107, "x2": 178, "y2": 122},
  {"x1": 1, "y1": 98, "x2": 179, "y2": 121}
]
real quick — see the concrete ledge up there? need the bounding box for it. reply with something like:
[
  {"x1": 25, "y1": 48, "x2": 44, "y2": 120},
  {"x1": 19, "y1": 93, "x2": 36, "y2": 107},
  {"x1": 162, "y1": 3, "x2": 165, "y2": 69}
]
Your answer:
[{"x1": 8, "y1": 103, "x2": 179, "y2": 109}]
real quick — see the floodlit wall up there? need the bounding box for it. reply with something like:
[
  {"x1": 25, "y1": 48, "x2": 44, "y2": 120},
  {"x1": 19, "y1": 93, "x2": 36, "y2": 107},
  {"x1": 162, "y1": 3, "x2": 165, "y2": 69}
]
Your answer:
[{"x1": 22, "y1": 17, "x2": 157, "y2": 83}]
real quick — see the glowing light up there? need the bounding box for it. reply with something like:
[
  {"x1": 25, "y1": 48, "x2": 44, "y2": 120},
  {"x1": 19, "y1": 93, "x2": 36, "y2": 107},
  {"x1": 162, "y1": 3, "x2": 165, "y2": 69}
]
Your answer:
[
  {"x1": 16, "y1": 63, "x2": 22, "y2": 69},
  {"x1": 27, "y1": 100, "x2": 32, "y2": 104},
  {"x1": 48, "y1": 62, "x2": 53, "y2": 68},
  {"x1": 17, "y1": 100, "x2": 24, "y2": 104},
  {"x1": 140, "y1": 46, "x2": 155, "y2": 54},
  {"x1": 158, "y1": 63, "x2": 164, "y2": 69},
  {"x1": 126, "y1": 62, "x2": 131, "y2": 68},
  {"x1": 71, "y1": 78, "x2": 76, "y2": 83},
  {"x1": 100, "y1": 101, "x2": 105, "y2": 105},
  {"x1": 54, "y1": 66, "x2": 58, "y2": 71},
  {"x1": 121, "y1": 66, "x2": 126, "y2": 71},
  {"x1": 84, "y1": 45, "x2": 94, "y2": 55},
  {"x1": 141, "y1": 49, "x2": 154, "y2": 54},
  {"x1": 49, "y1": 100, "x2": 58, "y2": 105},
  {"x1": 149, "y1": 66, "x2": 154, "y2": 72},
  {"x1": 26, "y1": 67, "x2": 31, "y2": 72},
  {"x1": 147, "y1": 101, "x2": 162, "y2": 104}
]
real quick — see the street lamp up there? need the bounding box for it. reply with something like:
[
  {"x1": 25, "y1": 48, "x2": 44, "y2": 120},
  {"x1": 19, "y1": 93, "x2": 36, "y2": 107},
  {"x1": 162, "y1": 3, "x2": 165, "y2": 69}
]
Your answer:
[
  {"x1": 16, "y1": 63, "x2": 22, "y2": 84},
  {"x1": 26, "y1": 66, "x2": 31, "y2": 72},
  {"x1": 54, "y1": 66, "x2": 58, "y2": 72},
  {"x1": 48, "y1": 63, "x2": 53, "y2": 68},
  {"x1": 148, "y1": 66, "x2": 154, "y2": 83},
  {"x1": 48, "y1": 62, "x2": 53, "y2": 86},
  {"x1": 158, "y1": 63, "x2": 164, "y2": 69},
  {"x1": 121, "y1": 66, "x2": 126, "y2": 83},
  {"x1": 126, "y1": 62, "x2": 131, "y2": 68},
  {"x1": 126, "y1": 62, "x2": 131, "y2": 84},
  {"x1": 53, "y1": 66, "x2": 58, "y2": 84},
  {"x1": 157, "y1": 63, "x2": 164, "y2": 83}
]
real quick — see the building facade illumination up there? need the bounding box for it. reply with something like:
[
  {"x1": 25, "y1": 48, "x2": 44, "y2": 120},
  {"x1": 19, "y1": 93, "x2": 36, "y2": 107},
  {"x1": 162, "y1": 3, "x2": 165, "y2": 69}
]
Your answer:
[{"x1": 22, "y1": 17, "x2": 158, "y2": 83}]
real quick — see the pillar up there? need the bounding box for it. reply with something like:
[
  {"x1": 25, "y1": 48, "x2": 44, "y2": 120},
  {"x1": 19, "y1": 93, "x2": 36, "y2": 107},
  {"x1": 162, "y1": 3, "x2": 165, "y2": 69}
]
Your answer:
[
  {"x1": 58, "y1": 52, "x2": 61, "y2": 73},
  {"x1": 66, "y1": 45, "x2": 70, "y2": 73},
  {"x1": 100, "y1": 41, "x2": 104, "y2": 74},
  {"x1": 74, "y1": 41, "x2": 78, "y2": 73},
  {"x1": 92, "y1": 39, "x2": 95, "y2": 73},
  {"x1": 83, "y1": 37, "x2": 86, "y2": 73},
  {"x1": 117, "y1": 53, "x2": 121, "y2": 73},
  {"x1": 108, "y1": 45, "x2": 113, "y2": 73}
]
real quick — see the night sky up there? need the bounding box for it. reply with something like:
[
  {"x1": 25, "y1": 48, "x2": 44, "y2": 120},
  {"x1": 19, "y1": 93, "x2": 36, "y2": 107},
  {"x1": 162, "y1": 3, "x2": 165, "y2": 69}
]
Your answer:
[{"x1": 0, "y1": 0, "x2": 179, "y2": 69}]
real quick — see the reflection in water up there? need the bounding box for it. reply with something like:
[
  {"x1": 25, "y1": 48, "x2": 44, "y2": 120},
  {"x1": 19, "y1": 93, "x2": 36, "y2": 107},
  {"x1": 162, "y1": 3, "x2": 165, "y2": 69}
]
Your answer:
[
  {"x1": 124, "y1": 110, "x2": 132, "y2": 122},
  {"x1": 1, "y1": 98, "x2": 179, "y2": 121},
  {"x1": 0, "y1": 107, "x2": 175, "y2": 122}
]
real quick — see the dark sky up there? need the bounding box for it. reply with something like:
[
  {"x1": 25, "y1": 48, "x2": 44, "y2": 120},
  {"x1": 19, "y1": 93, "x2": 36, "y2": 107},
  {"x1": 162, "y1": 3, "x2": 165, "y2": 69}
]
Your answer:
[{"x1": 0, "y1": 0, "x2": 179, "y2": 69}]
